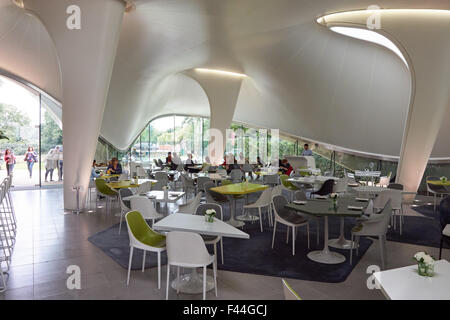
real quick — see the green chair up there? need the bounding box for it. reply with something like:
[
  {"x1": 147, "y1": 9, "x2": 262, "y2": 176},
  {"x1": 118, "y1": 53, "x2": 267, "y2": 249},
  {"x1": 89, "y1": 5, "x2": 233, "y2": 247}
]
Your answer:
[
  {"x1": 95, "y1": 178, "x2": 118, "y2": 213},
  {"x1": 125, "y1": 210, "x2": 166, "y2": 288},
  {"x1": 280, "y1": 174, "x2": 299, "y2": 201},
  {"x1": 282, "y1": 279, "x2": 301, "y2": 300}
]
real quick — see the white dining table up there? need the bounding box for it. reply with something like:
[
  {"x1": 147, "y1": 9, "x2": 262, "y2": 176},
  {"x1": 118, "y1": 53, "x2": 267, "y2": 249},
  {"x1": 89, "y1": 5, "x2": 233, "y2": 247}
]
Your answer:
[
  {"x1": 153, "y1": 213, "x2": 249, "y2": 294},
  {"x1": 374, "y1": 260, "x2": 450, "y2": 300}
]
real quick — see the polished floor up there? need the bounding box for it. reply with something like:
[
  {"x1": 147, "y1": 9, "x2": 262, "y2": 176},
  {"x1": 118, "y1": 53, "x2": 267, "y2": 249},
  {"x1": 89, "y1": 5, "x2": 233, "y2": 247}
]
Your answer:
[{"x1": 1, "y1": 188, "x2": 448, "y2": 300}]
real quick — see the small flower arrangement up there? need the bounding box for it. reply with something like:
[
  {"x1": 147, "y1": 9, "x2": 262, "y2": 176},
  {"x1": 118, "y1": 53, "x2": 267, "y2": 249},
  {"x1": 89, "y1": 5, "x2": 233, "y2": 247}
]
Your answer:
[
  {"x1": 440, "y1": 176, "x2": 447, "y2": 183},
  {"x1": 413, "y1": 252, "x2": 435, "y2": 277},
  {"x1": 205, "y1": 209, "x2": 216, "y2": 223},
  {"x1": 329, "y1": 193, "x2": 338, "y2": 210}
]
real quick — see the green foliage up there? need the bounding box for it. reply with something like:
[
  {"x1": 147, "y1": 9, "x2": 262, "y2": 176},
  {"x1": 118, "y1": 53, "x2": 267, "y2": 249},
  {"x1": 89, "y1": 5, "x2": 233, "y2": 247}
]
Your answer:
[
  {"x1": 0, "y1": 103, "x2": 33, "y2": 154},
  {"x1": 41, "y1": 111, "x2": 62, "y2": 153}
]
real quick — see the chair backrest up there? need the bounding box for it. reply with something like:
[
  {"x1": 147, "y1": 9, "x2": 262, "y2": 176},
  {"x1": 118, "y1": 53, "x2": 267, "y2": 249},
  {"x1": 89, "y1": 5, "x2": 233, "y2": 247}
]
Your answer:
[
  {"x1": 388, "y1": 183, "x2": 404, "y2": 190},
  {"x1": 333, "y1": 178, "x2": 348, "y2": 193},
  {"x1": 272, "y1": 194, "x2": 291, "y2": 221},
  {"x1": 364, "y1": 199, "x2": 374, "y2": 215},
  {"x1": 95, "y1": 178, "x2": 117, "y2": 196},
  {"x1": 264, "y1": 174, "x2": 279, "y2": 185},
  {"x1": 204, "y1": 181, "x2": 228, "y2": 202},
  {"x1": 154, "y1": 171, "x2": 168, "y2": 181},
  {"x1": 136, "y1": 181, "x2": 152, "y2": 194},
  {"x1": 130, "y1": 196, "x2": 160, "y2": 219},
  {"x1": 136, "y1": 166, "x2": 148, "y2": 178},
  {"x1": 152, "y1": 179, "x2": 167, "y2": 191},
  {"x1": 378, "y1": 176, "x2": 390, "y2": 187},
  {"x1": 217, "y1": 168, "x2": 227, "y2": 176},
  {"x1": 230, "y1": 169, "x2": 243, "y2": 183},
  {"x1": 314, "y1": 179, "x2": 335, "y2": 196},
  {"x1": 176, "y1": 164, "x2": 184, "y2": 172},
  {"x1": 374, "y1": 190, "x2": 401, "y2": 211},
  {"x1": 195, "y1": 203, "x2": 223, "y2": 220},
  {"x1": 119, "y1": 188, "x2": 133, "y2": 210},
  {"x1": 177, "y1": 192, "x2": 202, "y2": 214},
  {"x1": 272, "y1": 184, "x2": 283, "y2": 198},
  {"x1": 294, "y1": 190, "x2": 307, "y2": 201},
  {"x1": 166, "y1": 231, "x2": 211, "y2": 266},
  {"x1": 379, "y1": 199, "x2": 393, "y2": 232},
  {"x1": 157, "y1": 159, "x2": 164, "y2": 167},
  {"x1": 197, "y1": 176, "x2": 212, "y2": 193},
  {"x1": 280, "y1": 174, "x2": 292, "y2": 188},
  {"x1": 181, "y1": 174, "x2": 195, "y2": 188},
  {"x1": 282, "y1": 279, "x2": 301, "y2": 300},
  {"x1": 253, "y1": 187, "x2": 273, "y2": 207},
  {"x1": 125, "y1": 211, "x2": 165, "y2": 247},
  {"x1": 426, "y1": 176, "x2": 443, "y2": 193},
  {"x1": 439, "y1": 196, "x2": 450, "y2": 230}
]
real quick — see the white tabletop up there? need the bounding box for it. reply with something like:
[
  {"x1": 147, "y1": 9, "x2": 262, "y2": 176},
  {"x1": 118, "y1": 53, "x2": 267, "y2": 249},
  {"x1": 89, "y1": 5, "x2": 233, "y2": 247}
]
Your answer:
[
  {"x1": 354, "y1": 185, "x2": 386, "y2": 193},
  {"x1": 354, "y1": 170, "x2": 381, "y2": 177},
  {"x1": 153, "y1": 213, "x2": 250, "y2": 239},
  {"x1": 289, "y1": 176, "x2": 338, "y2": 184},
  {"x1": 443, "y1": 224, "x2": 450, "y2": 237},
  {"x1": 124, "y1": 190, "x2": 185, "y2": 203},
  {"x1": 374, "y1": 260, "x2": 450, "y2": 300},
  {"x1": 195, "y1": 173, "x2": 229, "y2": 181}
]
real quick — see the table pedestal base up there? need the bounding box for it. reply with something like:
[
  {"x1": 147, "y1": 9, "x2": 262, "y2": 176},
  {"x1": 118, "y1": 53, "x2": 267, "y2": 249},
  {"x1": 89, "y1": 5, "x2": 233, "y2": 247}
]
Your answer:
[
  {"x1": 236, "y1": 214, "x2": 260, "y2": 222},
  {"x1": 225, "y1": 218, "x2": 245, "y2": 228},
  {"x1": 171, "y1": 269, "x2": 215, "y2": 294},
  {"x1": 328, "y1": 237, "x2": 356, "y2": 249},
  {"x1": 307, "y1": 250, "x2": 346, "y2": 264}
]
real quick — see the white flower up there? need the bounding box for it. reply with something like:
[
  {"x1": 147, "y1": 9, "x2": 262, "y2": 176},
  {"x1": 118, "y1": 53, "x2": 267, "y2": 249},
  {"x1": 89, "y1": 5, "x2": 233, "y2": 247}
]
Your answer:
[
  {"x1": 330, "y1": 193, "x2": 338, "y2": 199},
  {"x1": 423, "y1": 255, "x2": 434, "y2": 265},
  {"x1": 205, "y1": 209, "x2": 216, "y2": 215},
  {"x1": 414, "y1": 252, "x2": 426, "y2": 261}
]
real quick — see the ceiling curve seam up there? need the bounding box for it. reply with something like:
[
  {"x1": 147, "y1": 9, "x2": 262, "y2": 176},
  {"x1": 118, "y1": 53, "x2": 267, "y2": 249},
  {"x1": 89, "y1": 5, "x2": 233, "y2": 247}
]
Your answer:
[{"x1": 194, "y1": 68, "x2": 247, "y2": 78}]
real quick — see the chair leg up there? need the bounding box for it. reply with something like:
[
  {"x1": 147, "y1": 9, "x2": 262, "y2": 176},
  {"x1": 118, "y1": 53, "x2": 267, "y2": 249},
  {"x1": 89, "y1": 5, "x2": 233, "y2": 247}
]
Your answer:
[
  {"x1": 271, "y1": 221, "x2": 277, "y2": 249},
  {"x1": 127, "y1": 246, "x2": 134, "y2": 285},
  {"x1": 214, "y1": 243, "x2": 217, "y2": 265},
  {"x1": 176, "y1": 266, "x2": 180, "y2": 294},
  {"x1": 118, "y1": 211, "x2": 124, "y2": 235},
  {"x1": 286, "y1": 226, "x2": 290, "y2": 244},
  {"x1": 258, "y1": 208, "x2": 263, "y2": 232},
  {"x1": 213, "y1": 260, "x2": 218, "y2": 297},
  {"x1": 220, "y1": 239, "x2": 224, "y2": 264},
  {"x1": 350, "y1": 234, "x2": 354, "y2": 265},
  {"x1": 356, "y1": 236, "x2": 360, "y2": 256},
  {"x1": 306, "y1": 223, "x2": 310, "y2": 249},
  {"x1": 166, "y1": 264, "x2": 170, "y2": 300},
  {"x1": 142, "y1": 250, "x2": 146, "y2": 272},
  {"x1": 203, "y1": 266, "x2": 207, "y2": 300},
  {"x1": 379, "y1": 236, "x2": 385, "y2": 270},
  {"x1": 292, "y1": 226, "x2": 295, "y2": 256},
  {"x1": 157, "y1": 251, "x2": 161, "y2": 289},
  {"x1": 439, "y1": 237, "x2": 443, "y2": 260}
]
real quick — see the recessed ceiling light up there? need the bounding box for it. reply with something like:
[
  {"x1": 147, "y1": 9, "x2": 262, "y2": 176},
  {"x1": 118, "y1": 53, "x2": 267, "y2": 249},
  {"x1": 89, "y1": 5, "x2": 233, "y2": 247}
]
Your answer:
[{"x1": 194, "y1": 68, "x2": 247, "y2": 78}]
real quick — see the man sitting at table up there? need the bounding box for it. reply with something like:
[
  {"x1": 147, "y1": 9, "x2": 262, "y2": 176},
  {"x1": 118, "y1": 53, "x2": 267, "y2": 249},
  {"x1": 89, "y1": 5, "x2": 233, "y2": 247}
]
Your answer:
[
  {"x1": 107, "y1": 157, "x2": 122, "y2": 175},
  {"x1": 279, "y1": 159, "x2": 293, "y2": 176},
  {"x1": 91, "y1": 160, "x2": 101, "y2": 180},
  {"x1": 301, "y1": 143, "x2": 313, "y2": 156}
]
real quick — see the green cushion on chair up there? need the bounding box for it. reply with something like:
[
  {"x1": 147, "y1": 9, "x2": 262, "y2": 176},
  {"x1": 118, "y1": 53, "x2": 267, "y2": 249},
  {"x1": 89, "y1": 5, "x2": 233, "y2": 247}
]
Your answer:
[
  {"x1": 95, "y1": 178, "x2": 118, "y2": 196},
  {"x1": 280, "y1": 175, "x2": 299, "y2": 191},
  {"x1": 126, "y1": 211, "x2": 166, "y2": 248}
]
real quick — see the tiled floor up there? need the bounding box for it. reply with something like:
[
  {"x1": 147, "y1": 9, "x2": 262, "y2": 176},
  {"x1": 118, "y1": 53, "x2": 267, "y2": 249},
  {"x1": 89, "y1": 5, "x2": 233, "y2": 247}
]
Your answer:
[{"x1": 1, "y1": 188, "x2": 448, "y2": 300}]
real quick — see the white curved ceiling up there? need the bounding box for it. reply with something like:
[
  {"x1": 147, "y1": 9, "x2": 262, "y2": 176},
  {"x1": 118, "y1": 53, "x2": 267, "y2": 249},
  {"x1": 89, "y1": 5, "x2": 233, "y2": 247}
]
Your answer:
[{"x1": 0, "y1": 0, "x2": 449, "y2": 158}]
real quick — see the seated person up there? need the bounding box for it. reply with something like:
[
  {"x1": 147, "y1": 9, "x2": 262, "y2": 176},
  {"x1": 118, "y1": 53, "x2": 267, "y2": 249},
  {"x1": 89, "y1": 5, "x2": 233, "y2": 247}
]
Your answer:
[
  {"x1": 107, "y1": 157, "x2": 122, "y2": 175},
  {"x1": 90, "y1": 160, "x2": 101, "y2": 180},
  {"x1": 165, "y1": 152, "x2": 173, "y2": 165},
  {"x1": 256, "y1": 156, "x2": 265, "y2": 167},
  {"x1": 301, "y1": 143, "x2": 313, "y2": 156},
  {"x1": 279, "y1": 159, "x2": 293, "y2": 176}
]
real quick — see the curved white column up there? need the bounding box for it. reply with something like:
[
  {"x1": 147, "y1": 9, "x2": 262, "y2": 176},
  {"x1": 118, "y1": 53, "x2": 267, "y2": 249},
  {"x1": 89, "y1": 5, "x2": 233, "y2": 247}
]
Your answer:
[
  {"x1": 23, "y1": 0, "x2": 125, "y2": 210},
  {"x1": 319, "y1": 10, "x2": 450, "y2": 193},
  {"x1": 184, "y1": 69, "x2": 244, "y2": 165}
]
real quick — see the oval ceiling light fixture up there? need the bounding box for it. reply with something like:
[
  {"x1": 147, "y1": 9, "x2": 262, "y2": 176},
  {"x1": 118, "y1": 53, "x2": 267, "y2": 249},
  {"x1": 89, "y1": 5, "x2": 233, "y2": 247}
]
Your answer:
[
  {"x1": 195, "y1": 68, "x2": 247, "y2": 78},
  {"x1": 12, "y1": 0, "x2": 24, "y2": 9},
  {"x1": 329, "y1": 26, "x2": 408, "y2": 67}
]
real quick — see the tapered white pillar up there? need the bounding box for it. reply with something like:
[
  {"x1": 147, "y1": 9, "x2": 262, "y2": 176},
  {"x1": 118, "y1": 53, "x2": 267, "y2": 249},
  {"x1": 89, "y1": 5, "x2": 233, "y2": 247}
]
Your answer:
[
  {"x1": 321, "y1": 10, "x2": 450, "y2": 193},
  {"x1": 184, "y1": 69, "x2": 244, "y2": 165},
  {"x1": 24, "y1": 0, "x2": 125, "y2": 210}
]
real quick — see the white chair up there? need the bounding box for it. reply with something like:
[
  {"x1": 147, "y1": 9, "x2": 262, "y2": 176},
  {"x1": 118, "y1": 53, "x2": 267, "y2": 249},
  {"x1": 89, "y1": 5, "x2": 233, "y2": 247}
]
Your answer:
[
  {"x1": 130, "y1": 196, "x2": 165, "y2": 226},
  {"x1": 176, "y1": 192, "x2": 202, "y2": 214},
  {"x1": 197, "y1": 176, "x2": 212, "y2": 193},
  {"x1": 217, "y1": 168, "x2": 227, "y2": 176},
  {"x1": 136, "y1": 166, "x2": 148, "y2": 178},
  {"x1": 239, "y1": 187, "x2": 273, "y2": 231},
  {"x1": 118, "y1": 173, "x2": 129, "y2": 181},
  {"x1": 118, "y1": 188, "x2": 133, "y2": 234},
  {"x1": 282, "y1": 279, "x2": 301, "y2": 300},
  {"x1": 230, "y1": 169, "x2": 243, "y2": 183},
  {"x1": 271, "y1": 195, "x2": 310, "y2": 256},
  {"x1": 154, "y1": 171, "x2": 168, "y2": 182},
  {"x1": 333, "y1": 178, "x2": 348, "y2": 194},
  {"x1": 294, "y1": 190, "x2": 320, "y2": 245},
  {"x1": 195, "y1": 203, "x2": 224, "y2": 264},
  {"x1": 373, "y1": 189, "x2": 403, "y2": 233},
  {"x1": 166, "y1": 231, "x2": 217, "y2": 300},
  {"x1": 350, "y1": 200, "x2": 392, "y2": 269},
  {"x1": 242, "y1": 164, "x2": 254, "y2": 180},
  {"x1": 181, "y1": 174, "x2": 197, "y2": 197},
  {"x1": 263, "y1": 174, "x2": 279, "y2": 187},
  {"x1": 125, "y1": 211, "x2": 166, "y2": 288},
  {"x1": 152, "y1": 179, "x2": 167, "y2": 191},
  {"x1": 136, "y1": 181, "x2": 152, "y2": 194}
]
